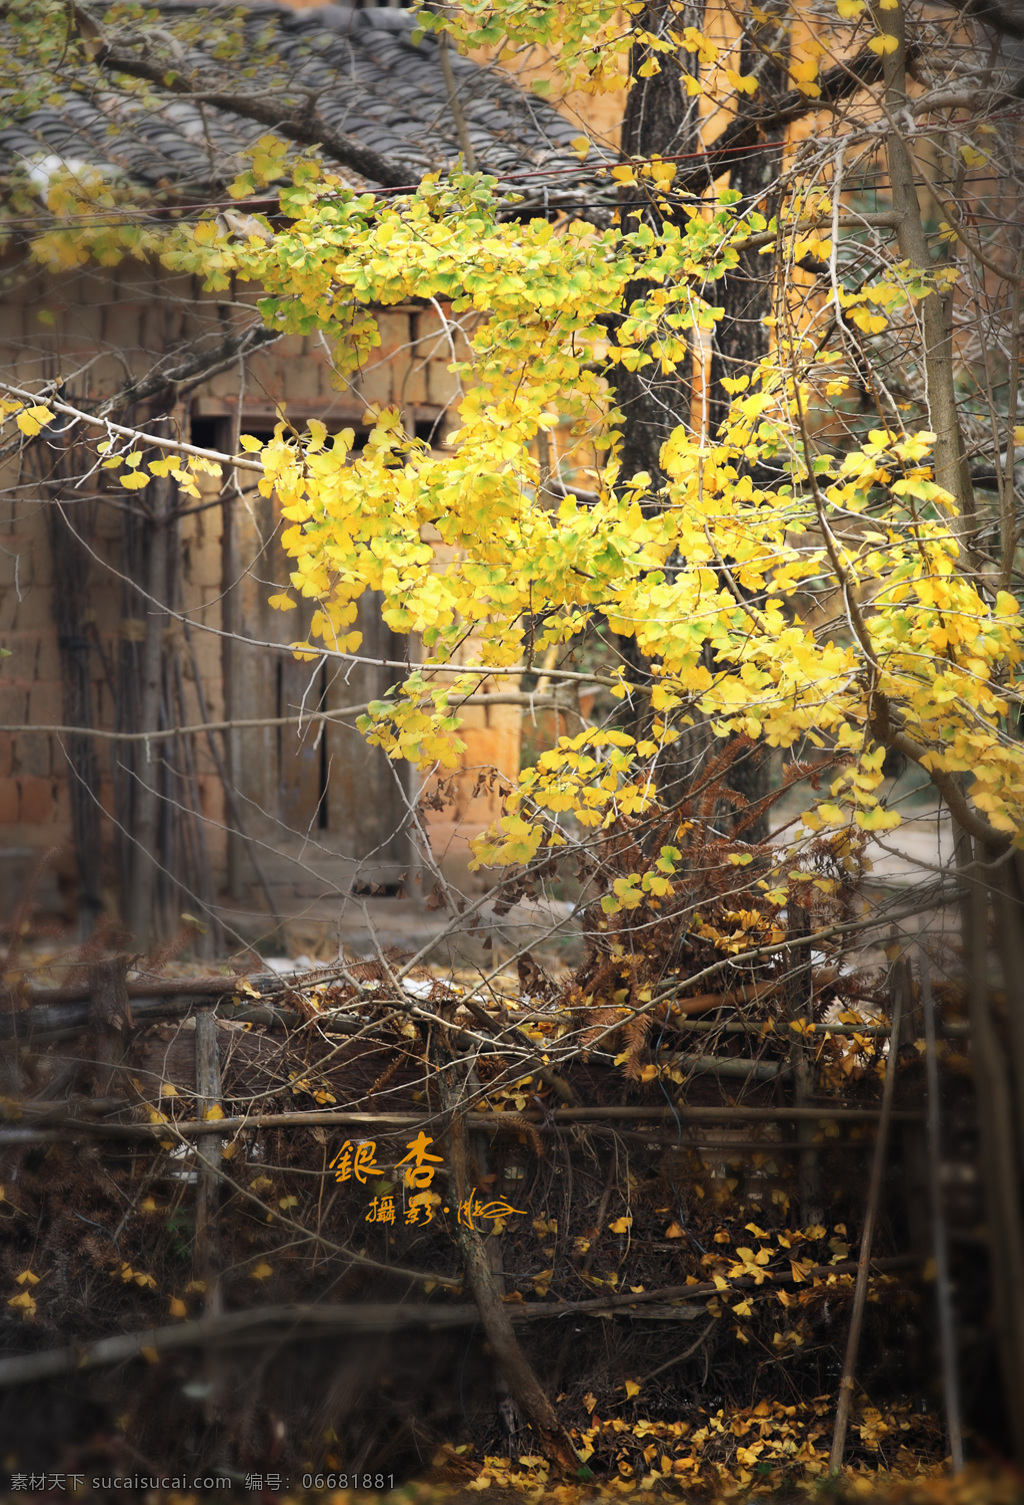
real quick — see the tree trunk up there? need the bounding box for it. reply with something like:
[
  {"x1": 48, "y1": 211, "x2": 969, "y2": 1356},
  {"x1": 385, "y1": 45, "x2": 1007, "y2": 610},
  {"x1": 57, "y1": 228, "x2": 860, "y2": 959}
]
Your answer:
[
  {"x1": 704, "y1": 0, "x2": 790, "y2": 839},
  {"x1": 616, "y1": 0, "x2": 695, "y2": 492},
  {"x1": 873, "y1": 0, "x2": 977, "y2": 555},
  {"x1": 706, "y1": 0, "x2": 788, "y2": 436},
  {"x1": 611, "y1": 0, "x2": 698, "y2": 732}
]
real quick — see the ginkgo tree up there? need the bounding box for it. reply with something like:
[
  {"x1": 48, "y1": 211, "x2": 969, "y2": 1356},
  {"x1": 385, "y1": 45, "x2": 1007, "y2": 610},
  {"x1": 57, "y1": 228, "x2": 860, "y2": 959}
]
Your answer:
[
  {"x1": 4, "y1": 0, "x2": 1024, "y2": 1464},
  {"x1": 99, "y1": 0, "x2": 1023, "y2": 872},
  {"x1": 5, "y1": 0, "x2": 1021, "y2": 874},
  {"x1": 169, "y1": 165, "x2": 1021, "y2": 868}
]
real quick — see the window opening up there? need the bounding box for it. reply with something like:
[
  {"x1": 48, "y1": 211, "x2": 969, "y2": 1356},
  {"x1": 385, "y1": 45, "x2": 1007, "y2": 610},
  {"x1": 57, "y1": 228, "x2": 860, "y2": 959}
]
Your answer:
[
  {"x1": 413, "y1": 416, "x2": 444, "y2": 448},
  {"x1": 188, "y1": 416, "x2": 225, "y2": 452}
]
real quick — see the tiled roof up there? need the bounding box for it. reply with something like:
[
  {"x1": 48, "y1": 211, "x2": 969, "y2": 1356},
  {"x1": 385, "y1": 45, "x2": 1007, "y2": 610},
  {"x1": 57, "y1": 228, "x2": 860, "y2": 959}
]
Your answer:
[{"x1": 0, "y1": 3, "x2": 582, "y2": 196}]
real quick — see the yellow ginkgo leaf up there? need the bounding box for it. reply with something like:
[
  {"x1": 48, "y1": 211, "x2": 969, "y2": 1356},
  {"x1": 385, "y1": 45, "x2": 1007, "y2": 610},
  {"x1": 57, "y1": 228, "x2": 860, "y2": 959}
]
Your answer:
[
  {"x1": 250, "y1": 1261, "x2": 273, "y2": 1281},
  {"x1": 168, "y1": 1296, "x2": 187, "y2": 1318},
  {"x1": 15, "y1": 1269, "x2": 39, "y2": 1286},
  {"x1": 608, "y1": 1215, "x2": 633, "y2": 1234},
  {"x1": 724, "y1": 68, "x2": 758, "y2": 94},
  {"x1": 204, "y1": 1104, "x2": 224, "y2": 1121},
  {"x1": 15, "y1": 404, "x2": 55, "y2": 437},
  {"x1": 624, "y1": 1380, "x2": 641, "y2": 1398}
]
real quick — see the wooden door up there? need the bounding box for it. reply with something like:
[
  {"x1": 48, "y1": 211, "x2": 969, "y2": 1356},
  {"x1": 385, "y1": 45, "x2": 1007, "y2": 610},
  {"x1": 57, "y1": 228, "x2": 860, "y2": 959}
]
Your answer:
[{"x1": 277, "y1": 610, "x2": 328, "y2": 836}]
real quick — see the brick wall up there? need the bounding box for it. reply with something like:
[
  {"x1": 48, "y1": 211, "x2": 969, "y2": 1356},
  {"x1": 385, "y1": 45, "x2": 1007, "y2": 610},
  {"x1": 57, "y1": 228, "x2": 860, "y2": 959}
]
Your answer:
[{"x1": 0, "y1": 257, "x2": 522, "y2": 920}]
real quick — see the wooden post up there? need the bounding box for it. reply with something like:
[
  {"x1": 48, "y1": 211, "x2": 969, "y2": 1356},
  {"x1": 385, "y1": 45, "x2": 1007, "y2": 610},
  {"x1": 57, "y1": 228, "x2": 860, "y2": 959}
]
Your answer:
[
  {"x1": 787, "y1": 905, "x2": 822, "y2": 1225},
  {"x1": 438, "y1": 1066, "x2": 577, "y2": 1473},
  {"x1": 125, "y1": 480, "x2": 170, "y2": 944},
  {"x1": 918, "y1": 947, "x2": 964, "y2": 1472},
  {"x1": 220, "y1": 494, "x2": 245, "y2": 900},
  {"x1": 193, "y1": 1009, "x2": 226, "y2": 1433},
  {"x1": 88, "y1": 958, "x2": 132, "y2": 1098},
  {"x1": 194, "y1": 1010, "x2": 223, "y2": 1314},
  {"x1": 892, "y1": 935, "x2": 929, "y2": 1253},
  {"x1": 181, "y1": 620, "x2": 280, "y2": 932},
  {"x1": 990, "y1": 862, "x2": 1024, "y2": 1177},
  {"x1": 828, "y1": 984, "x2": 903, "y2": 1476},
  {"x1": 469, "y1": 1118, "x2": 518, "y2": 1444},
  {"x1": 959, "y1": 836, "x2": 1024, "y2": 1459}
]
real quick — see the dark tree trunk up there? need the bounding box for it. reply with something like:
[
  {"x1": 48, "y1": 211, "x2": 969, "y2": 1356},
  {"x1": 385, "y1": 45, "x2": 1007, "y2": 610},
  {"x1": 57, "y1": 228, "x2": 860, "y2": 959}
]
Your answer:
[
  {"x1": 616, "y1": 0, "x2": 697, "y2": 492},
  {"x1": 610, "y1": 1, "x2": 698, "y2": 717},
  {"x1": 707, "y1": 0, "x2": 789, "y2": 437},
  {"x1": 704, "y1": 0, "x2": 791, "y2": 839},
  {"x1": 610, "y1": 2, "x2": 788, "y2": 838}
]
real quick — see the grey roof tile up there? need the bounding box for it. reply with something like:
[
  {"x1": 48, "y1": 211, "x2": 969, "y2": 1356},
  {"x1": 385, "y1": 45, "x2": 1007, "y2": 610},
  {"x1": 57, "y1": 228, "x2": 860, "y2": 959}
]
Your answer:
[{"x1": 2, "y1": 2, "x2": 600, "y2": 211}]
